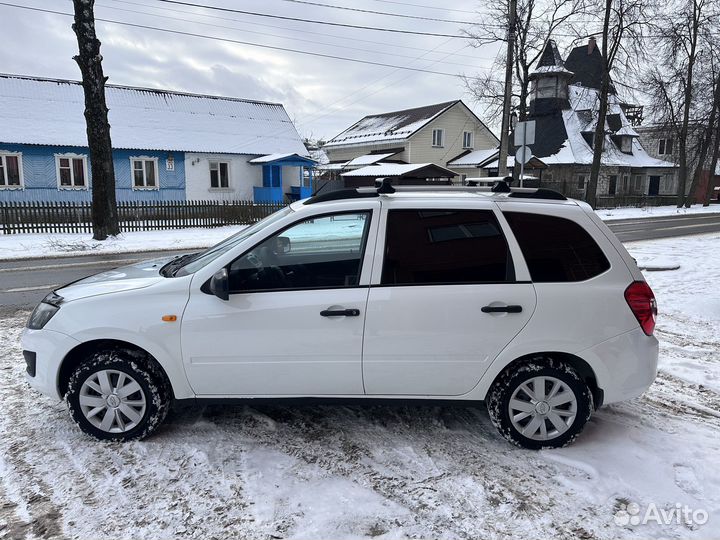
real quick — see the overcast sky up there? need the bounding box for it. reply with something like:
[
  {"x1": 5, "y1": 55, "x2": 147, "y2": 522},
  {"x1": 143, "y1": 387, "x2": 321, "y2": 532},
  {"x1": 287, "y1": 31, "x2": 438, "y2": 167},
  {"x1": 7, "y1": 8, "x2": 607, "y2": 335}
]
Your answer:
[{"x1": 0, "y1": 0, "x2": 504, "y2": 141}]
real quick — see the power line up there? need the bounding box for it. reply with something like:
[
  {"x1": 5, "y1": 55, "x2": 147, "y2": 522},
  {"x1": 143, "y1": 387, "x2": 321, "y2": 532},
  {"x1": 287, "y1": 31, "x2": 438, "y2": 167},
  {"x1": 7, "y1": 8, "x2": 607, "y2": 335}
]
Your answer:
[
  {"x1": 365, "y1": 0, "x2": 476, "y2": 15},
  {"x1": 107, "y1": 0, "x2": 490, "y2": 60},
  {"x1": 94, "y1": 0, "x2": 492, "y2": 70},
  {"x1": 272, "y1": 0, "x2": 467, "y2": 25},
  {"x1": 154, "y1": 0, "x2": 472, "y2": 38},
  {"x1": 0, "y1": 2, "x2": 482, "y2": 78}
]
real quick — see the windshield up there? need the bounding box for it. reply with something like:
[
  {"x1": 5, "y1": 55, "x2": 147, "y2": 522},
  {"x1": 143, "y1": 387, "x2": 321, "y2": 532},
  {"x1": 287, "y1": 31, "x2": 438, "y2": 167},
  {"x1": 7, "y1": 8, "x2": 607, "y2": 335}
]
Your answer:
[{"x1": 173, "y1": 206, "x2": 294, "y2": 276}]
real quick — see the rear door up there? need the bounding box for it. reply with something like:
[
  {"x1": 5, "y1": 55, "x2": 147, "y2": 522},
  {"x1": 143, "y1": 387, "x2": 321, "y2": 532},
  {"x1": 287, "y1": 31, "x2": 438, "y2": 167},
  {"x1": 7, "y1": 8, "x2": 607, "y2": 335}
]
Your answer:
[{"x1": 362, "y1": 201, "x2": 537, "y2": 396}]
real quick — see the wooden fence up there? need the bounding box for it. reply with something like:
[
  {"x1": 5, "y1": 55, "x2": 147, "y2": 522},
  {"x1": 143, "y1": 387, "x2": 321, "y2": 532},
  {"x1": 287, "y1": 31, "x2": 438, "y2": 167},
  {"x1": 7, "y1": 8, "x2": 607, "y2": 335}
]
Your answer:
[
  {"x1": 0, "y1": 200, "x2": 287, "y2": 234},
  {"x1": 595, "y1": 195, "x2": 678, "y2": 209}
]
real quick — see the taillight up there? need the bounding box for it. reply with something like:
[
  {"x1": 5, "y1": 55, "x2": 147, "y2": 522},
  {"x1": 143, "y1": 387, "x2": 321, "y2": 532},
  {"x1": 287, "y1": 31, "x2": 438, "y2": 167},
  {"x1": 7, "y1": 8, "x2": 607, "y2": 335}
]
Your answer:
[{"x1": 624, "y1": 281, "x2": 657, "y2": 336}]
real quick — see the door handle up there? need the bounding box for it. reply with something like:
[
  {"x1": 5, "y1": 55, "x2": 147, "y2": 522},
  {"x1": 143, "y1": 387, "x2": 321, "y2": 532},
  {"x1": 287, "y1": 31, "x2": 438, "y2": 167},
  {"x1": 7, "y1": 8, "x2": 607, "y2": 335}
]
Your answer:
[
  {"x1": 481, "y1": 305, "x2": 523, "y2": 313},
  {"x1": 320, "y1": 308, "x2": 360, "y2": 317}
]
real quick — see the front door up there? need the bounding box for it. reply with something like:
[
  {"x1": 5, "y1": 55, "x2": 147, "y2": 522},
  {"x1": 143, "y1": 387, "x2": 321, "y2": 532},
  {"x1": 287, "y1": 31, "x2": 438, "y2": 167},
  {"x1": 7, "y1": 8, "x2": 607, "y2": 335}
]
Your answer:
[
  {"x1": 181, "y1": 209, "x2": 376, "y2": 396},
  {"x1": 363, "y1": 208, "x2": 536, "y2": 396},
  {"x1": 648, "y1": 176, "x2": 660, "y2": 196}
]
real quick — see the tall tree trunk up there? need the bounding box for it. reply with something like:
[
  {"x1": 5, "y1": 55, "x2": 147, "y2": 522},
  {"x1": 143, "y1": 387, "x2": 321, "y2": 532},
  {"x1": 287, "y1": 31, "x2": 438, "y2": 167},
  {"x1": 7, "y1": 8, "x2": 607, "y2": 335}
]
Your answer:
[
  {"x1": 704, "y1": 131, "x2": 720, "y2": 205},
  {"x1": 72, "y1": 0, "x2": 119, "y2": 240},
  {"x1": 676, "y1": 1, "x2": 700, "y2": 207},
  {"x1": 685, "y1": 71, "x2": 720, "y2": 206},
  {"x1": 587, "y1": 0, "x2": 612, "y2": 209}
]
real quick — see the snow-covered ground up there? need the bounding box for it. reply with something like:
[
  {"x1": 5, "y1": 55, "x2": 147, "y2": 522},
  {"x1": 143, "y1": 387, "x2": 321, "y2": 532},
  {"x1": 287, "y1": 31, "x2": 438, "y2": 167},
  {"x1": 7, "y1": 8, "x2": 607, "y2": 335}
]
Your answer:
[
  {"x1": 1, "y1": 203, "x2": 718, "y2": 261},
  {"x1": 596, "y1": 203, "x2": 720, "y2": 221},
  {"x1": 0, "y1": 233, "x2": 718, "y2": 539}
]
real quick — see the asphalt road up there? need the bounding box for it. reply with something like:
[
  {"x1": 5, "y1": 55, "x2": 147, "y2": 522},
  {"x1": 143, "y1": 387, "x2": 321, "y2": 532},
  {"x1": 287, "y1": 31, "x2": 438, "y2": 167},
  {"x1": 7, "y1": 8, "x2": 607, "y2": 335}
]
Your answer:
[{"x1": 1, "y1": 212, "x2": 719, "y2": 309}]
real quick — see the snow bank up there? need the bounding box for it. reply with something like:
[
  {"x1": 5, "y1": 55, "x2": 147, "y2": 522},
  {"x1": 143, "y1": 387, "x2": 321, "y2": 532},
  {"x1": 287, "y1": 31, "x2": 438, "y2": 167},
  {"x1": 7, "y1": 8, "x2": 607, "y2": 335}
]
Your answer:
[{"x1": 597, "y1": 204, "x2": 720, "y2": 221}]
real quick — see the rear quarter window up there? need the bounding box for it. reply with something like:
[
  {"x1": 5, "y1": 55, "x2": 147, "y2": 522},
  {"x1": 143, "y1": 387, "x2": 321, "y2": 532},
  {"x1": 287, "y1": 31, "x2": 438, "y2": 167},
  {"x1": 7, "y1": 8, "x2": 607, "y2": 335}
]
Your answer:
[{"x1": 503, "y1": 211, "x2": 610, "y2": 282}]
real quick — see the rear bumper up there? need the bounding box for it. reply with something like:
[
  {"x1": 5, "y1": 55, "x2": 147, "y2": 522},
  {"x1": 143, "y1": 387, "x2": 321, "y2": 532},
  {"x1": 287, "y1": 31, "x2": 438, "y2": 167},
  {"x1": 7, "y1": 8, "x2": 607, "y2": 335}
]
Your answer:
[
  {"x1": 21, "y1": 327, "x2": 81, "y2": 401},
  {"x1": 579, "y1": 327, "x2": 659, "y2": 404}
]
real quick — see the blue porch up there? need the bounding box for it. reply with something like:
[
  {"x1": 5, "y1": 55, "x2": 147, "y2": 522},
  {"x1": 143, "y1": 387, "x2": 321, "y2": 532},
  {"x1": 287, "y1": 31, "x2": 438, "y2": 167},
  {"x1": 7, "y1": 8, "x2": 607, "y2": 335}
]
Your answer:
[{"x1": 250, "y1": 153, "x2": 316, "y2": 202}]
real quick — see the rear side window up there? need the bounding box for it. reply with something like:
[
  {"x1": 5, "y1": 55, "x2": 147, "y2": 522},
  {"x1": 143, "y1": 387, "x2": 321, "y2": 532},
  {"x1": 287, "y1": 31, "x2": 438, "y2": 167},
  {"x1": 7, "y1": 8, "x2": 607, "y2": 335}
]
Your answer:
[
  {"x1": 381, "y1": 209, "x2": 513, "y2": 285},
  {"x1": 504, "y1": 211, "x2": 610, "y2": 282}
]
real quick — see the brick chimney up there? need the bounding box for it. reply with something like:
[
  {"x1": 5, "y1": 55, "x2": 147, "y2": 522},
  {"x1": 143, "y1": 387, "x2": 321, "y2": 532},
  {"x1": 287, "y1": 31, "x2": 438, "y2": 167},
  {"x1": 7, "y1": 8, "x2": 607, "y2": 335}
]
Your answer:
[{"x1": 588, "y1": 36, "x2": 597, "y2": 54}]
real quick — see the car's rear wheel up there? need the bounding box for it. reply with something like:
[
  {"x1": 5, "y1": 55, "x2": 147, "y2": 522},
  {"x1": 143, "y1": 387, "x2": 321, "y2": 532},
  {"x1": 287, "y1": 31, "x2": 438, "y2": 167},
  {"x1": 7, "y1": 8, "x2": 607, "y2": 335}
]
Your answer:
[
  {"x1": 66, "y1": 349, "x2": 170, "y2": 441},
  {"x1": 487, "y1": 358, "x2": 593, "y2": 449}
]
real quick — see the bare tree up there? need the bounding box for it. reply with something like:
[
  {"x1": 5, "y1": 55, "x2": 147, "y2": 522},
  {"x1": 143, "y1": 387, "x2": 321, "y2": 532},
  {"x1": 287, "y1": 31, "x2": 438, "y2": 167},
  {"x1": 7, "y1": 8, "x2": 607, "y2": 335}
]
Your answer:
[
  {"x1": 644, "y1": 0, "x2": 716, "y2": 207},
  {"x1": 586, "y1": 0, "x2": 653, "y2": 209},
  {"x1": 72, "y1": 0, "x2": 119, "y2": 240},
  {"x1": 463, "y1": 0, "x2": 588, "y2": 125}
]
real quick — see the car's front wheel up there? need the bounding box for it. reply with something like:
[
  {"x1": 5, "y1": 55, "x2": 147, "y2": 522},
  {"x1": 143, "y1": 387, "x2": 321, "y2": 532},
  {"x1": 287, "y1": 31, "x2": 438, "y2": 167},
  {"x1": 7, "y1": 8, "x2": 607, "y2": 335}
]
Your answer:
[
  {"x1": 487, "y1": 358, "x2": 593, "y2": 449},
  {"x1": 66, "y1": 349, "x2": 170, "y2": 441}
]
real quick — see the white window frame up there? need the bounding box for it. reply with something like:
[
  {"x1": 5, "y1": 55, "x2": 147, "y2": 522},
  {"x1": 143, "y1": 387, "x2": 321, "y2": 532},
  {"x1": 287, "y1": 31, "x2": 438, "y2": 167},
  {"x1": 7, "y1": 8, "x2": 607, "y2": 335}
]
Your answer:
[
  {"x1": 0, "y1": 152, "x2": 24, "y2": 190},
  {"x1": 432, "y1": 128, "x2": 445, "y2": 148},
  {"x1": 633, "y1": 174, "x2": 644, "y2": 192},
  {"x1": 130, "y1": 156, "x2": 160, "y2": 190},
  {"x1": 462, "y1": 131, "x2": 474, "y2": 149},
  {"x1": 209, "y1": 160, "x2": 231, "y2": 190},
  {"x1": 55, "y1": 153, "x2": 89, "y2": 190}
]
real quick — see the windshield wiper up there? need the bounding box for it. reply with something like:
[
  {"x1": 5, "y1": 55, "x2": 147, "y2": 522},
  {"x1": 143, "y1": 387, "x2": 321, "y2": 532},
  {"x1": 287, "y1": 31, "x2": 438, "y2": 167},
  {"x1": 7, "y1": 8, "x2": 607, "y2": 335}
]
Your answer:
[{"x1": 160, "y1": 252, "x2": 198, "y2": 277}]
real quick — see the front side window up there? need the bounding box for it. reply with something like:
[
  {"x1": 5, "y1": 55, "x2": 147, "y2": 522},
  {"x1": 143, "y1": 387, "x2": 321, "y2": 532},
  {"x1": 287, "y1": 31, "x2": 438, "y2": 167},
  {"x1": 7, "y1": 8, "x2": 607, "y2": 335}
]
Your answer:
[
  {"x1": 577, "y1": 174, "x2": 586, "y2": 189},
  {"x1": 210, "y1": 161, "x2": 229, "y2": 188},
  {"x1": 56, "y1": 155, "x2": 87, "y2": 189},
  {"x1": 504, "y1": 212, "x2": 610, "y2": 282},
  {"x1": 228, "y1": 211, "x2": 371, "y2": 292},
  {"x1": 381, "y1": 209, "x2": 512, "y2": 285},
  {"x1": 462, "y1": 131, "x2": 474, "y2": 149},
  {"x1": 131, "y1": 158, "x2": 158, "y2": 189},
  {"x1": 432, "y1": 128, "x2": 444, "y2": 147},
  {"x1": 0, "y1": 153, "x2": 22, "y2": 188}
]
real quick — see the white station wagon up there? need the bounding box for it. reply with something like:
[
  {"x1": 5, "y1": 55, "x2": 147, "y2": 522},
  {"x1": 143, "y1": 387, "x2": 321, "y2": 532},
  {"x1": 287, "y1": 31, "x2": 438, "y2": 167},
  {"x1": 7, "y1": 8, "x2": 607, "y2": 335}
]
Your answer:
[{"x1": 22, "y1": 182, "x2": 658, "y2": 449}]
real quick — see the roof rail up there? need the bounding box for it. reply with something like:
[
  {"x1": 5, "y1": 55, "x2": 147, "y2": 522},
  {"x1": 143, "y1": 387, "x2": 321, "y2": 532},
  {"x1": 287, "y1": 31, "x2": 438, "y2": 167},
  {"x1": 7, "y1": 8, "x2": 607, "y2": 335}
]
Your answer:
[{"x1": 304, "y1": 178, "x2": 567, "y2": 205}]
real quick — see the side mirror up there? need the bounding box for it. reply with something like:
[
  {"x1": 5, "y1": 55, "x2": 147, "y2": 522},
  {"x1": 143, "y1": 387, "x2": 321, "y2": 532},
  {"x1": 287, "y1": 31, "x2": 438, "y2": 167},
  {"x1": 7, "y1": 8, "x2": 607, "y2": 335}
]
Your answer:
[
  {"x1": 209, "y1": 268, "x2": 229, "y2": 301},
  {"x1": 276, "y1": 236, "x2": 291, "y2": 253}
]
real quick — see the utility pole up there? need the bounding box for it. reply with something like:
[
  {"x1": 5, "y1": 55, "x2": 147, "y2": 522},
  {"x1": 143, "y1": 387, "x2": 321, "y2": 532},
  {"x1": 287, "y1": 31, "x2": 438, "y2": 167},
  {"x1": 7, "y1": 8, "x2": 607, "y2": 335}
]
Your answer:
[{"x1": 497, "y1": 0, "x2": 516, "y2": 178}]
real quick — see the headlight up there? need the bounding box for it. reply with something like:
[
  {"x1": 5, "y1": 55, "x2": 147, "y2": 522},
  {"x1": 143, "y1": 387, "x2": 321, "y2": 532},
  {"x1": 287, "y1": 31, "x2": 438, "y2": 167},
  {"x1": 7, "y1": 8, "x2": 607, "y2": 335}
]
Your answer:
[{"x1": 27, "y1": 292, "x2": 63, "y2": 330}]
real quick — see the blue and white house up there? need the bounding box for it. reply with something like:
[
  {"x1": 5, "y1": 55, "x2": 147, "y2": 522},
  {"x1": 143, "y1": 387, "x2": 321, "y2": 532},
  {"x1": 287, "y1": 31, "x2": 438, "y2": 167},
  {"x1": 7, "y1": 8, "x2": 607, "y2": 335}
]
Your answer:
[{"x1": 0, "y1": 74, "x2": 313, "y2": 203}]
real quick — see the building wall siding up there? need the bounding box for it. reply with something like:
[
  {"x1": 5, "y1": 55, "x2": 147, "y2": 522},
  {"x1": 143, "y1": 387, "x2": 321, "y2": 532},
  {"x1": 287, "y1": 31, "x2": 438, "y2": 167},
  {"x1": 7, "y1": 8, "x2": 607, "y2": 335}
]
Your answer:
[
  {"x1": 408, "y1": 103, "x2": 497, "y2": 166},
  {"x1": 185, "y1": 153, "x2": 262, "y2": 201},
  {"x1": 0, "y1": 143, "x2": 185, "y2": 202}
]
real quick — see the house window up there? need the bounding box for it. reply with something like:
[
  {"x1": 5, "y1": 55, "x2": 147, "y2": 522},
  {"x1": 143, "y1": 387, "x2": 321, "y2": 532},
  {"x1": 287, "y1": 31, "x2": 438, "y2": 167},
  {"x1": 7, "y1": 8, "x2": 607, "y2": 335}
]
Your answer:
[
  {"x1": 633, "y1": 174, "x2": 643, "y2": 192},
  {"x1": 131, "y1": 157, "x2": 159, "y2": 189},
  {"x1": 56, "y1": 154, "x2": 87, "y2": 189},
  {"x1": 658, "y1": 138, "x2": 673, "y2": 155},
  {"x1": 620, "y1": 136, "x2": 633, "y2": 153},
  {"x1": 660, "y1": 175, "x2": 676, "y2": 194},
  {"x1": 209, "y1": 161, "x2": 230, "y2": 188},
  {"x1": 462, "y1": 131, "x2": 473, "y2": 149},
  {"x1": 608, "y1": 175, "x2": 617, "y2": 195},
  {"x1": 622, "y1": 174, "x2": 629, "y2": 192},
  {"x1": 577, "y1": 174, "x2": 586, "y2": 189},
  {"x1": 0, "y1": 152, "x2": 22, "y2": 189},
  {"x1": 432, "y1": 128, "x2": 445, "y2": 147}
]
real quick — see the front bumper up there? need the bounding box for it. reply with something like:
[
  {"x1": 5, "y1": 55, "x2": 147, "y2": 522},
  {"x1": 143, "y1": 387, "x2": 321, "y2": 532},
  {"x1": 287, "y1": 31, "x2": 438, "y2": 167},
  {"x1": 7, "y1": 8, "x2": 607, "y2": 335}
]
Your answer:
[{"x1": 21, "y1": 327, "x2": 81, "y2": 401}]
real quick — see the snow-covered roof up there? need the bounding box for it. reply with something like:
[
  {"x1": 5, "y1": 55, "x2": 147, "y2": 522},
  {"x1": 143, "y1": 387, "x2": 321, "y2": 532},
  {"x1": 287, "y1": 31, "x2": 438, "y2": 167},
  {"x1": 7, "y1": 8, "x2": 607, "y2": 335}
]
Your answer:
[
  {"x1": 0, "y1": 74, "x2": 308, "y2": 155},
  {"x1": 529, "y1": 85, "x2": 675, "y2": 168},
  {"x1": 447, "y1": 148, "x2": 498, "y2": 167},
  {"x1": 325, "y1": 101, "x2": 459, "y2": 148},
  {"x1": 345, "y1": 151, "x2": 401, "y2": 167},
  {"x1": 249, "y1": 153, "x2": 313, "y2": 164},
  {"x1": 341, "y1": 162, "x2": 456, "y2": 177}
]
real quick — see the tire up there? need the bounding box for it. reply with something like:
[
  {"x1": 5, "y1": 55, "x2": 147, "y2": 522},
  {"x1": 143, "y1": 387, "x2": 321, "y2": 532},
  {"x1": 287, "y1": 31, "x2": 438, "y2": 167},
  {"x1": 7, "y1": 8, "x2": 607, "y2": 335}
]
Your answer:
[
  {"x1": 66, "y1": 349, "x2": 171, "y2": 441},
  {"x1": 486, "y1": 357, "x2": 593, "y2": 450}
]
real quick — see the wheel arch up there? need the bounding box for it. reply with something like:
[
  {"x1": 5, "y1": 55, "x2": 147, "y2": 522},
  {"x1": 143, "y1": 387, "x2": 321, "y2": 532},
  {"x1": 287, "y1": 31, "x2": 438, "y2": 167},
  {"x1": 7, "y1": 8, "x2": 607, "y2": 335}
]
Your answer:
[
  {"x1": 58, "y1": 339, "x2": 174, "y2": 399},
  {"x1": 486, "y1": 351, "x2": 603, "y2": 409}
]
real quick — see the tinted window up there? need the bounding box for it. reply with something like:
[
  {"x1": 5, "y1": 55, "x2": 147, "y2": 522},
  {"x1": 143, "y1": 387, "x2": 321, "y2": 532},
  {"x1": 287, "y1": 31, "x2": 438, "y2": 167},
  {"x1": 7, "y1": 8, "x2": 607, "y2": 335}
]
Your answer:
[
  {"x1": 381, "y1": 209, "x2": 513, "y2": 285},
  {"x1": 504, "y1": 211, "x2": 610, "y2": 282},
  {"x1": 228, "y1": 211, "x2": 371, "y2": 292}
]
